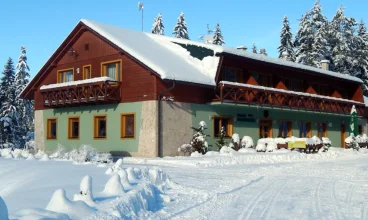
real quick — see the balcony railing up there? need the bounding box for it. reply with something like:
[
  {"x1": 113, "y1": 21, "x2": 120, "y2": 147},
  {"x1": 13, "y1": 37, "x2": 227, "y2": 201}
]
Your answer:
[
  {"x1": 214, "y1": 81, "x2": 365, "y2": 116},
  {"x1": 40, "y1": 77, "x2": 121, "y2": 107}
]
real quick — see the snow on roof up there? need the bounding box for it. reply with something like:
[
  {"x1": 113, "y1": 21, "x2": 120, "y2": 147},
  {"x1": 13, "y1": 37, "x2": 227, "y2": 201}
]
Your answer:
[
  {"x1": 40, "y1": 76, "x2": 115, "y2": 90},
  {"x1": 81, "y1": 19, "x2": 362, "y2": 86},
  {"x1": 364, "y1": 96, "x2": 368, "y2": 107},
  {"x1": 220, "y1": 81, "x2": 364, "y2": 105}
]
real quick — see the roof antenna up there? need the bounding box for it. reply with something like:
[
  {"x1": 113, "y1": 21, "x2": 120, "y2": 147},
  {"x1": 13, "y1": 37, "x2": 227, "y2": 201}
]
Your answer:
[{"x1": 138, "y1": 2, "x2": 144, "y2": 31}]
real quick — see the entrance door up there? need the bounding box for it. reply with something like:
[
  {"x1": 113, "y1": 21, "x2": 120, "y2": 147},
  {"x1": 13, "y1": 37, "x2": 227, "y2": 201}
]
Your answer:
[
  {"x1": 341, "y1": 124, "x2": 346, "y2": 148},
  {"x1": 260, "y1": 119, "x2": 272, "y2": 138}
]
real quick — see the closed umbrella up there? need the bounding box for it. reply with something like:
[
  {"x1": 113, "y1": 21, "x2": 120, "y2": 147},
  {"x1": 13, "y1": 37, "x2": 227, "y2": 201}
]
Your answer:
[{"x1": 349, "y1": 105, "x2": 358, "y2": 136}]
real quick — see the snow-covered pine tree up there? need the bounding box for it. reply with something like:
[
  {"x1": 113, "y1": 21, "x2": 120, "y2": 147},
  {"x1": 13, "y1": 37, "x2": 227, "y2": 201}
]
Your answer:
[
  {"x1": 353, "y1": 20, "x2": 368, "y2": 94},
  {"x1": 295, "y1": 1, "x2": 328, "y2": 67},
  {"x1": 15, "y1": 46, "x2": 33, "y2": 147},
  {"x1": 0, "y1": 58, "x2": 18, "y2": 147},
  {"x1": 278, "y1": 16, "x2": 295, "y2": 61},
  {"x1": 173, "y1": 12, "x2": 189, "y2": 39},
  {"x1": 252, "y1": 43, "x2": 258, "y2": 54},
  {"x1": 312, "y1": 22, "x2": 330, "y2": 68},
  {"x1": 190, "y1": 121, "x2": 209, "y2": 154},
  {"x1": 212, "y1": 23, "x2": 225, "y2": 45},
  {"x1": 328, "y1": 6, "x2": 357, "y2": 74},
  {"x1": 215, "y1": 126, "x2": 226, "y2": 150},
  {"x1": 294, "y1": 11, "x2": 315, "y2": 66},
  {"x1": 151, "y1": 13, "x2": 165, "y2": 35}
]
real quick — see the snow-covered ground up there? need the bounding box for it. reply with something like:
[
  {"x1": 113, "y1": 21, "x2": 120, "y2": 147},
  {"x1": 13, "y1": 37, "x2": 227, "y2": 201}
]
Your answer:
[{"x1": 0, "y1": 147, "x2": 368, "y2": 219}]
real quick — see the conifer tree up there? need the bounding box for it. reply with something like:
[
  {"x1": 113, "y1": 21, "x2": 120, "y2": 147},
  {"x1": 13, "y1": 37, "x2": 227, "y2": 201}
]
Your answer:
[
  {"x1": 294, "y1": 12, "x2": 315, "y2": 66},
  {"x1": 0, "y1": 58, "x2": 17, "y2": 147},
  {"x1": 215, "y1": 126, "x2": 226, "y2": 150},
  {"x1": 212, "y1": 23, "x2": 225, "y2": 45},
  {"x1": 15, "y1": 46, "x2": 33, "y2": 147},
  {"x1": 190, "y1": 121, "x2": 209, "y2": 154},
  {"x1": 151, "y1": 13, "x2": 165, "y2": 35},
  {"x1": 173, "y1": 12, "x2": 189, "y2": 39},
  {"x1": 278, "y1": 16, "x2": 295, "y2": 61},
  {"x1": 252, "y1": 43, "x2": 258, "y2": 54},
  {"x1": 353, "y1": 20, "x2": 368, "y2": 94}
]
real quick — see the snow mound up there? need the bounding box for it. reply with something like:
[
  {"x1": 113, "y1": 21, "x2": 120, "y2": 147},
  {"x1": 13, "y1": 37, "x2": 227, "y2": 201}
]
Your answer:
[
  {"x1": 190, "y1": 151, "x2": 202, "y2": 157},
  {"x1": 14, "y1": 208, "x2": 70, "y2": 220},
  {"x1": 34, "y1": 150, "x2": 46, "y2": 159},
  {"x1": 0, "y1": 196, "x2": 8, "y2": 220},
  {"x1": 241, "y1": 136, "x2": 254, "y2": 148},
  {"x1": 102, "y1": 174, "x2": 126, "y2": 196},
  {"x1": 117, "y1": 170, "x2": 133, "y2": 190},
  {"x1": 204, "y1": 151, "x2": 221, "y2": 156},
  {"x1": 219, "y1": 146, "x2": 237, "y2": 155},
  {"x1": 39, "y1": 154, "x2": 50, "y2": 161},
  {"x1": 266, "y1": 141, "x2": 277, "y2": 152},
  {"x1": 126, "y1": 167, "x2": 139, "y2": 184},
  {"x1": 46, "y1": 189, "x2": 95, "y2": 220},
  {"x1": 106, "y1": 158, "x2": 124, "y2": 175},
  {"x1": 256, "y1": 143, "x2": 266, "y2": 152},
  {"x1": 26, "y1": 154, "x2": 35, "y2": 160},
  {"x1": 232, "y1": 133, "x2": 240, "y2": 145},
  {"x1": 73, "y1": 176, "x2": 95, "y2": 207},
  {"x1": 238, "y1": 148, "x2": 257, "y2": 153}
]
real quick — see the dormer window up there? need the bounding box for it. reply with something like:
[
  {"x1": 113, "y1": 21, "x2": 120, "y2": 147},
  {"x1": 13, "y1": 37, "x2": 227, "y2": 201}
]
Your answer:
[{"x1": 57, "y1": 68, "x2": 74, "y2": 83}]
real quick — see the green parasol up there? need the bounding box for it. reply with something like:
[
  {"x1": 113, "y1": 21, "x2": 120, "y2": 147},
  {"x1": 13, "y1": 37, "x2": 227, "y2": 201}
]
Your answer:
[{"x1": 349, "y1": 105, "x2": 358, "y2": 136}]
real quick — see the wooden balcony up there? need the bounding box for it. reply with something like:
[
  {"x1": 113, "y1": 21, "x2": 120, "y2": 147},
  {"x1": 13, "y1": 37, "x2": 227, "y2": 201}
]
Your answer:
[
  {"x1": 40, "y1": 78, "x2": 121, "y2": 107},
  {"x1": 214, "y1": 81, "x2": 365, "y2": 116}
]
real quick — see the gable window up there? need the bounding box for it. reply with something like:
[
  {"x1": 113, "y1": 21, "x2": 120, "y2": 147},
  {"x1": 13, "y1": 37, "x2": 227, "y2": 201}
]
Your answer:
[
  {"x1": 317, "y1": 122, "x2": 327, "y2": 138},
  {"x1": 101, "y1": 60, "x2": 122, "y2": 81},
  {"x1": 47, "y1": 118, "x2": 57, "y2": 140},
  {"x1": 57, "y1": 68, "x2": 74, "y2": 83},
  {"x1": 83, "y1": 65, "x2": 91, "y2": 79},
  {"x1": 278, "y1": 120, "x2": 292, "y2": 138},
  {"x1": 214, "y1": 116, "x2": 233, "y2": 137},
  {"x1": 68, "y1": 117, "x2": 80, "y2": 139},
  {"x1": 121, "y1": 113, "x2": 135, "y2": 139},
  {"x1": 94, "y1": 115, "x2": 107, "y2": 139},
  {"x1": 252, "y1": 72, "x2": 272, "y2": 87},
  {"x1": 222, "y1": 67, "x2": 242, "y2": 83},
  {"x1": 299, "y1": 121, "x2": 311, "y2": 138}
]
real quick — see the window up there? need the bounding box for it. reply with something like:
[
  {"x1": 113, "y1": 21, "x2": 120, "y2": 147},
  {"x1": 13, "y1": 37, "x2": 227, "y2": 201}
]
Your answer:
[
  {"x1": 214, "y1": 116, "x2": 233, "y2": 137},
  {"x1": 47, "y1": 118, "x2": 57, "y2": 140},
  {"x1": 260, "y1": 119, "x2": 272, "y2": 138},
  {"x1": 299, "y1": 121, "x2": 312, "y2": 138},
  {"x1": 359, "y1": 125, "x2": 363, "y2": 135},
  {"x1": 57, "y1": 68, "x2": 74, "y2": 83},
  {"x1": 101, "y1": 60, "x2": 122, "y2": 81},
  {"x1": 83, "y1": 65, "x2": 91, "y2": 79},
  {"x1": 278, "y1": 121, "x2": 292, "y2": 137},
  {"x1": 252, "y1": 72, "x2": 272, "y2": 87},
  {"x1": 121, "y1": 113, "x2": 135, "y2": 139},
  {"x1": 317, "y1": 122, "x2": 327, "y2": 138},
  {"x1": 222, "y1": 67, "x2": 242, "y2": 82},
  {"x1": 68, "y1": 117, "x2": 80, "y2": 139},
  {"x1": 94, "y1": 115, "x2": 107, "y2": 139}
]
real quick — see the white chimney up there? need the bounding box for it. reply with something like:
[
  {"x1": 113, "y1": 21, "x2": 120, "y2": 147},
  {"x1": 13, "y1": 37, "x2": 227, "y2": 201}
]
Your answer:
[
  {"x1": 237, "y1": 46, "x2": 247, "y2": 51},
  {"x1": 321, "y1": 60, "x2": 330, "y2": 70},
  {"x1": 260, "y1": 48, "x2": 267, "y2": 56},
  {"x1": 281, "y1": 51, "x2": 289, "y2": 60}
]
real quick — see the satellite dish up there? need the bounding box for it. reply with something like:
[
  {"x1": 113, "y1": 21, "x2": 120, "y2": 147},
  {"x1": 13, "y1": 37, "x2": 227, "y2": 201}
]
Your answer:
[{"x1": 138, "y1": 1, "x2": 144, "y2": 10}]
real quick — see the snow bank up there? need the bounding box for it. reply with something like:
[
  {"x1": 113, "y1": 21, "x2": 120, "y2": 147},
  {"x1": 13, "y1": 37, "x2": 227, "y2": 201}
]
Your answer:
[
  {"x1": 117, "y1": 170, "x2": 133, "y2": 190},
  {"x1": 0, "y1": 196, "x2": 8, "y2": 220},
  {"x1": 46, "y1": 189, "x2": 95, "y2": 220},
  {"x1": 13, "y1": 209, "x2": 70, "y2": 220},
  {"x1": 126, "y1": 167, "x2": 139, "y2": 184},
  {"x1": 39, "y1": 154, "x2": 50, "y2": 161}
]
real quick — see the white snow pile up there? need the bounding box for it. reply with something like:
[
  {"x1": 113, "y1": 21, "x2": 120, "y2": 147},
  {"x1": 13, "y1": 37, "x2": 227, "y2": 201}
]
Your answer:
[
  {"x1": 101, "y1": 174, "x2": 126, "y2": 197},
  {"x1": 39, "y1": 154, "x2": 50, "y2": 161},
  {"x1": 0, "y1": 148, "x2": 36, "y2": 160},
  {"x1": 105, "y1": 158, "x2": 124, "y2": 174},
  {"x1": 232, "y1": 134, "x2": 240, "y2": 145},
  {"x1": 0, "y1": 196, "x2": 8, "y2": 220},
  {"x1": 240, "y1": 136, "x2": 254, "y2": 148},
  {"x1": 13, "y1": 209, "x2": 70, "y2": 220},
  {"x1": 355, "y1": 134, "x2": 368, "y2": 143},
  {"x1": 49, "y1": 145, "x2": 112, "y2": 164},
  {"x1": 73, "y1": 176, "x2": 95, "y2": 207},
  {"x1": 46, "y1": 189, "x2": 95, "y2": 219}
]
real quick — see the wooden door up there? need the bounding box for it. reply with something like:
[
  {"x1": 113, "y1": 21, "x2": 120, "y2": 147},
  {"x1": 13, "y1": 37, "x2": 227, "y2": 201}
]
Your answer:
[
  {"x1": 260, "y1": 119, "x2": 272, "y2": 138},
  {"x1": 341, "y1": 124, "x2": 346, "y2": 148}
]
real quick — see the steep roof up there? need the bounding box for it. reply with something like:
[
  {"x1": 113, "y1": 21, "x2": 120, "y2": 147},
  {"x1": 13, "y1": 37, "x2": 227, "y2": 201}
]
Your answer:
[{"x1": 20, "y1": 19, "x2": 363, "y2": 99}]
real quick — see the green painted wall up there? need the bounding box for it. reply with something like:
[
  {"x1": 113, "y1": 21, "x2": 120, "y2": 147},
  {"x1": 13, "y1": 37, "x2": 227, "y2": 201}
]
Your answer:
[
  {"x1": 43, "y1": 103, "x2": 142, "y2": 153},
  {"x1": 191, "y1": 103, "x2": 353, "y2": 150}
]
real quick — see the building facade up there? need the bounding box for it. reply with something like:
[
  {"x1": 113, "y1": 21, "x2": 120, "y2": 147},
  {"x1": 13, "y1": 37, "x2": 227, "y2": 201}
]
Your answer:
[{"x1": 21, "y1": 19, "x2": 367, "y2": 157}]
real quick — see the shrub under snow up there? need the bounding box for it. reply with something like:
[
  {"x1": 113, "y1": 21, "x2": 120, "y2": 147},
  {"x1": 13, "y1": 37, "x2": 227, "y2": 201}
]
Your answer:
[
  {"x1": 46, "y1": 189, "x2": 95, "y2": 219},
  {"x1": 73, "y1": 176, "x2": 95, "y2": 207},
  {"x1": 177, "y1": 144, "x2": 194, "y2": 155},
  {"x1": 240, "y1": 136, "x2": 254, "y2": 148},
  {"x1": 50, "y1": 145, "x2": 112, "y2": 163},
  {"x1": 266, "y1": 141, "x2": 277, "y2": 152}
]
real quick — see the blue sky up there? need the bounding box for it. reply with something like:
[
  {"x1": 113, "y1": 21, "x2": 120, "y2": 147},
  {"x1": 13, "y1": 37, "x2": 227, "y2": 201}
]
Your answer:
[{"x1": 0, "y1": 0, "x2": 367, "y2": 77}]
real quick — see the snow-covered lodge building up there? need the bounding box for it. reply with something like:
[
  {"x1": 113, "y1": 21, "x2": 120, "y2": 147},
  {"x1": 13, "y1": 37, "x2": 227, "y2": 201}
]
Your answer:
[{"x1": 20, "y1": 19, "x2": 367, "y2": 157}]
